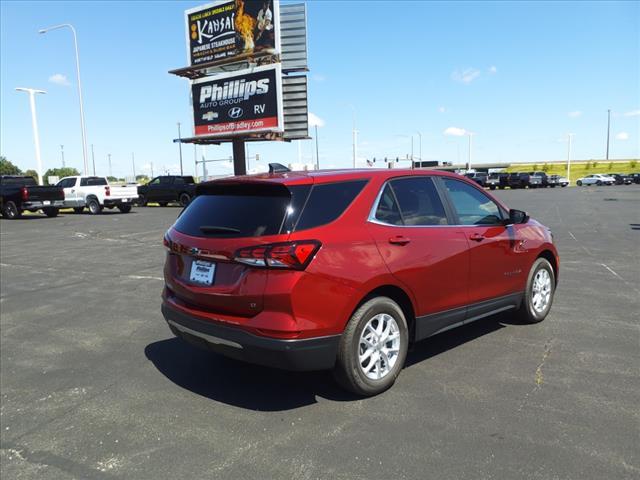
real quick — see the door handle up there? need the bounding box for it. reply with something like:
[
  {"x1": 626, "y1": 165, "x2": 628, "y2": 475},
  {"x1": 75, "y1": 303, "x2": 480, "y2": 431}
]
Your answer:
[
  {"x1": 469, "y1": 233, "x2": 485, "y2": 242},
  {"x1": 70, "y1": 189, "x2": 75, "y2": 193},
  {"x1": 389, "y1": 236, "x2": 411, "y2": 246}
]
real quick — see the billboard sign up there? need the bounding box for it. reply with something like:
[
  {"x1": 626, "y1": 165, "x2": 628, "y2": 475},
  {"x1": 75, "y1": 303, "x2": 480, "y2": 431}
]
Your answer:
[
  {"x1": 191, "y1": 64, "x2": 283, "y2": 137},
  {"x1": 185, "y1": 0, "x2": 280, "y2": 67}
]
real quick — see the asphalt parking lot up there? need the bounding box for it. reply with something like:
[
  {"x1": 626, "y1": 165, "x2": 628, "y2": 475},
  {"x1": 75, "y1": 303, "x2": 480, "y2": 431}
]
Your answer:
[{"x1": 1, "y1": 185, "x2": 639, "y2": 480}]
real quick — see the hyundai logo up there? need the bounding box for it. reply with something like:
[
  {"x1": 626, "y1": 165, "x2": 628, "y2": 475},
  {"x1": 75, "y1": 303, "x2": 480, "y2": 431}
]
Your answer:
[{"x1": 228, "y1": 107, "x2": 243, "y2": 119}]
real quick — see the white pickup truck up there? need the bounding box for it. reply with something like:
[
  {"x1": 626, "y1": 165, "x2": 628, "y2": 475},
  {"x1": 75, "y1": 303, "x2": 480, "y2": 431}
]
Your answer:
[{"x1": 56, "y1": 176, "x2": 139, "y2": 214}]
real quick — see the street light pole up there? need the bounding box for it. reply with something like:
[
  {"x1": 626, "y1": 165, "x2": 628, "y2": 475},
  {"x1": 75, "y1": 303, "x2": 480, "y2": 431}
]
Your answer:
[
  {"x1": 315, "y1": 124, "x2": 320, "y2": 170},
  {"x1": 567, "y1": 133, "x2": 574, "y2": 182},
  {"x1": 132, "y1": 152, "x2": 136, "y2": 179},
  {"x1": 605, "y1": 109, "x2": 611, "y2": 160},
  {"x1": 15, "y1": 87, "x2": 46, "y2": 185},
  {"x1": 415, "y1": 131, "x2": 422, "y2": 165},
  {"x1": 39, "y1": 24, "x2": 89, "y2": 176},
  {"x1": 177, "y1": 122, "x2": 184, "y2": 175},
  {"x1": 467, "y1": 133, "x2": 473, "y2": 171},
  {"x1": 108, "y1": 153, "x2": 112, "y2": 178},
  {"x1": 91, "y1": 144, "x2": 96, "y2": 175},
  {"x1": 60, "y1": 144, "x2": 65, "y2": 167}
]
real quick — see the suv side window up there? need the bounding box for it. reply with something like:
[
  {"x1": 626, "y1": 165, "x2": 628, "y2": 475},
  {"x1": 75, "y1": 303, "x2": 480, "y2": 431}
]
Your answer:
[
  {"x1": 374, "y1": 184, "x2": 403, "y2": 225},
  {"x1": 294, "y1": 180, "x2": 368, "y2": 231},
  {"x1": 159, "y1": 177, "x2": 171, "y2": 185},
  {"x1": 442, "y1": 178, "x2": 503, "y2": 225},
  {"x1": 388, "y1": 177, "x2": 448, "y2": 226},
  {"x1": 149, "y1": 177, "x2": 160, "y2": 185},
  {"x1": 174, "y1": 177, "x2": 185, "y2": 185},
  {"x1": 57, "y1": 178, "x2": 75, "y2": 188}
]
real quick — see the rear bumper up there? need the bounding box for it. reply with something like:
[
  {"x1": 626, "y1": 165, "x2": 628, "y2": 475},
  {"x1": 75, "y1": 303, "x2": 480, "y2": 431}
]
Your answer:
[
  {"x1": 161, "y1": 302, "x2": 340, "y2": 371},
  {"x1": 23, "y1": 200, "x2": 64, "y2": 209},
  {"x1": 104, "y1": 197, "x2": 137, "y2": 206}
]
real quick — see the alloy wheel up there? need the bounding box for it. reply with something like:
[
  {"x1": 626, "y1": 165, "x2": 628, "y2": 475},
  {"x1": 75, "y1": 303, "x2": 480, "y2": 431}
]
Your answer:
[
  {"x1": 358, "y1": 313, "x2": 401, "y2": 380},
  {"x1": 531, "y1": 268, "x2": 552, "y2": 313}
]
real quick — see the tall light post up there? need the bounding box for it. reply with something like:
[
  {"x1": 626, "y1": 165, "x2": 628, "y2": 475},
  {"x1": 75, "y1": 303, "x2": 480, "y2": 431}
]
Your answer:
[
  {"x1": 348, "y1": 105, "x2": 357, "y2": 169},
  {"x1": 177, "y1": 122, "x2": 184, "y2": 175},
  {"x1": 567, "y1": 133, "x2": 574, "y2": 182},
  {"x1": 315, "y1": 125, "x2": 320, "y2": 170},
  {"x1": 605, "y1": 109, "x2": 611, "y2": 160},
  {"x1": 91, "y1": 144, "x2": 96, "y2": 175},
  {"x1": 467, "y1": 132, "x2": 474, "y2": 171},
  {"x1": 107, "y1": 153, "x2": 112, "y2": 178},
  {"x1": 15, "y1": 88, "x2": 46, "y2": 185},
  {"x1": 415, "y1": 131, "x2": 422, "y2": 167},
  {"x1": 39, "y1": 24, "x2": 89, "y2": 175},
  {"x1": 60, "y1": 144, "x2": 65, "y2": 167}
]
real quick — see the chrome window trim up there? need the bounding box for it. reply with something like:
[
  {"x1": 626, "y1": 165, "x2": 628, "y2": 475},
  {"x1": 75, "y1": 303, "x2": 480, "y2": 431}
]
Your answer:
[{"x1": 367, "y1": 176, "x2": 507, "y2": 229}]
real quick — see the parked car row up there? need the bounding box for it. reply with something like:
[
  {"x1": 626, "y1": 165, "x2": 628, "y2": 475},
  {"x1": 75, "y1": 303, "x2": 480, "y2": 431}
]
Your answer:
[
  {"x1": 465, "y1": 172, "x2": 570, "y2": 190},
  {"x1": 575, "y1": 173, "x2": 636, "y2": 186}
]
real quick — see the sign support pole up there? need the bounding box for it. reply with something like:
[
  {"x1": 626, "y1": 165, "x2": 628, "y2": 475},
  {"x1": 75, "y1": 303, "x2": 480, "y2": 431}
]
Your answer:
[{"x1": 232, "y1": 138, "x2": 247, "y2": 176}]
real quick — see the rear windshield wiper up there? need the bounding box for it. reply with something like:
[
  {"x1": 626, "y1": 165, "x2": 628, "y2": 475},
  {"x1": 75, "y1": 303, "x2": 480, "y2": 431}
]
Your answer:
[{"x1": 199, "y1": 225, "x2": 241, "y2": 234}]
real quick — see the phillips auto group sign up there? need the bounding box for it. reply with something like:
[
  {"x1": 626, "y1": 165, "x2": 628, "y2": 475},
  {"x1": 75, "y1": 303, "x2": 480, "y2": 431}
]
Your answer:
[{"x1": 191, "y1": 64, "x2": 284, "y2": 136}]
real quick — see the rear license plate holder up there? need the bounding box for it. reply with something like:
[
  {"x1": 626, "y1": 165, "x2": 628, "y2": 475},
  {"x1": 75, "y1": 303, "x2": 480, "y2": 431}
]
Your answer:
[{"x1": 189, "y1": 259, "x2": 215, "y2": 286}]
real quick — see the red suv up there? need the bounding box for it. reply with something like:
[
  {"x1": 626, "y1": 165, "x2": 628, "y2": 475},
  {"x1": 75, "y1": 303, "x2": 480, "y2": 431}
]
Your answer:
[{"x1": 162, "y1": 169, "x2": 559, "y2": 396}]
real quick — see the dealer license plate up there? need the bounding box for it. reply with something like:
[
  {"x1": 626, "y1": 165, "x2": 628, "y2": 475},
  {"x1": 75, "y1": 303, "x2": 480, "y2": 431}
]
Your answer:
[{"x1": 189, "y1": 260, "x2": 215, "y2": 286}]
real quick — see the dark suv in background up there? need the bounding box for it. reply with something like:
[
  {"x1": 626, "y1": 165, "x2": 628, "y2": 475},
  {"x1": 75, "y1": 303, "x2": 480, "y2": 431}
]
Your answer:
[
  {"x1": 507, "y1": 172, "x2": 531, "y2": 189},
  {"x1": 138, "y1": 176, "x2": 197, "y2": 207}
]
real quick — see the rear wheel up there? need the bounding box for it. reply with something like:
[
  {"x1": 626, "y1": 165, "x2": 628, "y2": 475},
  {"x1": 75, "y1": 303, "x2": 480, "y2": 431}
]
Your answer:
[
  {"x1": 118, "y1": 204, "x2": 132, "y2": 213},
  {"x1": 596, "y1": 180, "x2": 602, "y2": 186},
  {"x1": 577, "y1": 180, "x2": 582, "y2": 186},
  {"x1": 517, "y1": 258, "x2": 555, "y2": 324},
  {"x1": 87, "y1": 198, "x2": 102, "y2": 215},
  {"x1": 179, "y1": 193, "x2": 191, "y2": 207},
  {"x1": 1, "y1": 201, "x2": 21, "y2": 219},
  {"x1": 43, "y1": 207, "x2": 59, "y2": 218},
  {"x1": 138, "y1": 195, "x2": 147, "y2": 206},
  {"x1": 334, "y1": 297, "x2": 409, "y2": 396}
]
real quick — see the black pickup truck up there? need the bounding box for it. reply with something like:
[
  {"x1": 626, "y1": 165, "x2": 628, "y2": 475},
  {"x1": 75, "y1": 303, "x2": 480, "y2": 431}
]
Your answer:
[
  {"x1": 137, "y1": 176, "x2": 197, "y2": 207},
  {"x1": 0, "y1": 175, "x2": 65, "y2": 219}
]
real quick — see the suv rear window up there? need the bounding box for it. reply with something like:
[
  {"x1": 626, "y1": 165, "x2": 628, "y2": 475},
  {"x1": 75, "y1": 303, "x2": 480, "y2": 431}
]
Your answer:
[{"x1": 173, "y1": 180, "x2": 366, "y2": 238}]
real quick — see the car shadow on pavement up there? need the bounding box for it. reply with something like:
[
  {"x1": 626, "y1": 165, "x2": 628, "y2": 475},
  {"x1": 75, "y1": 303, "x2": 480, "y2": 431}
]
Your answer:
[{"x1": 145, "y1": 312, "x2": 524, "y2": 411}]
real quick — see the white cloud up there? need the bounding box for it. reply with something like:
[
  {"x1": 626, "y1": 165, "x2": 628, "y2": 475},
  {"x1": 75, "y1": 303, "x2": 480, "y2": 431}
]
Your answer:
[
  {"x1": 438, "y1": 106, "x2": 446, "y2": 113},
  {"x1": 615, "y1": 131, "x2": 629, "y2": 141},
  {"x1": 443, "y1": 127, "x2": 468, "y2": 137},
  {"x1": 451, "y1": 68, "x2": 480, "y2": 84},
  {"x1": 488, "y1": 65, "x2": 497, "y2": 74},
  {"x1": 308, "y1": 112, "x2": 325, "y2": 127},
  {"x1": 48, "y1": 73, "x2": 70, "y2": 86},
  {"x1": 623, "y1": 109, "x2": 640, "y2": 117},
  {"x1": 568, "y1": 111, "x2": 582, "y2": 118}
]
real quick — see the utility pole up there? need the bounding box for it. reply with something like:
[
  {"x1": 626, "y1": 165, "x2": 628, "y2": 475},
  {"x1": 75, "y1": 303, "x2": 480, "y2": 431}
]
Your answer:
[
  {"x1": 151, "y1": 161, "x2": 154, "y2": 178},
  {"x1": 108, "y1": 153, "x2": 112, "y2": 178},
  {"x1": 91, "y1": 144, "x2": 96, "y2": 175},
  {"x1": 605, "y1": 109, "x2": 611, "y2": 160},
  {"x1": 411, "y1": 136, "x2": 414, "y2": 165},
  {"x1": 567, "y1": 133, "x2": 574, "y2": 181},
  {"x1": 315, "y1": 124, "x2": 320, "y2": 170},
  {"x1": 177, "y1": 122, "x2": 184, "y2": 175},
  {"x1": 415, "y1": 131, "x2": 422, "y2": 164},
  {"x1": 467, "y1": 133, "x2": 473, "y2": 171},
  {"x1": 15, "y1": 87, "x2": 46, "y2": 185},
  {"x1": 132, "y1": 152, "x2": 136, "y2": 179},
  {"x1": 60, "y1": 145, "x2": 65, "y2": 167},
  {"x1": 193, "y1": 145, "x2": 197, "y2": 179}
]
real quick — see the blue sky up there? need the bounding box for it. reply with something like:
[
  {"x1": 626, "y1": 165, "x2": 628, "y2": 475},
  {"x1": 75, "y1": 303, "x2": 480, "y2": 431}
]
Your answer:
[{"x1": 1, "y1": 0, "x2": 638, "y2": 178}]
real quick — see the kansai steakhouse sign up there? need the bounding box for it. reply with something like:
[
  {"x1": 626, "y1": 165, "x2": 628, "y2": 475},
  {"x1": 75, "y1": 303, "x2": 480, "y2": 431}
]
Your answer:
[
  {"x1": 191, "y1": 64, "x2": 283, "y2": 137},
  {"x1": 186, "y1": 0, "x2": 280, "y2": 67}
]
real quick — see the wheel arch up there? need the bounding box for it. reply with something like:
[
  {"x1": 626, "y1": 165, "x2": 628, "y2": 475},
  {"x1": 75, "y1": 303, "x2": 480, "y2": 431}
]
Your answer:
[
  {"x1": 351, "y1": 284, "x2": 417, "y2": 342},
  {"x1": 537, "y1": 249, "x2": 558, "y2": 285}
]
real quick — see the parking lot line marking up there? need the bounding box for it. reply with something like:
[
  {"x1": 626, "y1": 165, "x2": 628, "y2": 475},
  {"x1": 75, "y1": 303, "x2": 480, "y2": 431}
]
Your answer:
[
  {"x1": 126, "y1": 275, "x2": 164, "y2": 281},
  {"x1": 567, "y1": 230, "x2": 593, "y2": 255}
]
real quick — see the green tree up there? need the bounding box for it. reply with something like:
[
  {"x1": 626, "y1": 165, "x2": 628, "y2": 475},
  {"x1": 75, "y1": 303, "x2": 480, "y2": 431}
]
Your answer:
[
  {"x1": 24, "y1": 169, "x2": 39, "y2": 181},
  {"x1": 0, "y1": 156, "x2": 22, "y2": 175},
  {"x1": 585, "y1": 161, "x2": 591, "y2": 170},
  {"x1": 135, "y1": 175, "x2": 149, "y2": 184},
  {"x1": 532, "y1": 164, "x2": 538, "y2": 171},
  {"x1": 631, "y1": 160, "x2": 638, "y2": 169},
  {"x1": 107, "y1": 176, "x2": 118, "y2": 183},
  {"x1": 607, "y1": 161, "x2": 614, "y2": 170},
  {"x1": 43, "y1": 167, "x2": 81, "y2": 184},
  {"x1": 542, "y1": 163, "x2": 550, "y2": 172},
  {"x1": 592, "y1": 161, "x2": 598, "y2": 168}
]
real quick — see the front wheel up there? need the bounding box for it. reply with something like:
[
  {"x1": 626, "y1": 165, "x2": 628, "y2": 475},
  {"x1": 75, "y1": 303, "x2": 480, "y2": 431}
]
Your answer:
[
  {"x1": 1, "y1": 201, "x2": 21, "y2": 219},
  {"x1": 43, "y1": 207, "x2": 59, "y2": 218},
  {"x1": 118, "y1": 204, "x2": 132, "y2": 213},
  {"x1": 596, "y1": 180, "x2": 602, "y2": 186},
  {"x1": 517, "y1": 258, "x2": 555, "y2": 324},
  {"x1": 576, "y1": 180, "x2": 582, "y2": 186},
  {"x1": 334, "y1": 297, "x2": 409, "y2": 396}
]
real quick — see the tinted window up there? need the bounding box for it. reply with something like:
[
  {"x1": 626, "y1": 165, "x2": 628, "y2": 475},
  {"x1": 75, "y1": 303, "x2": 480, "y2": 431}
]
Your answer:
[
  {"x1": 80, "y1": 177, "x2": 107, "y2": 187},
  {"x1": 149, "y1": 178, "x2": 160, "y2": 185},
  {"x1": 374, "y1": 184, "x2": 402, "y2": 225},
  {"x1": 295, "y1": 180, "x2": 367, "y2": 231},
  {"x1": 443, "y1": 179, "x2": 503, "y2": 225},
  {"x1": 183, "y1": 176, "x2": 195, "y2": 184},
  {"x1": 174, "y1": 177, "x2": 185, "y2": 185},
  {"x1": 174, "y1": 183, "x2": 292, "y2": 238},
  {"x1": 57, "y1": 178, "x2": 76, "y2": 188},
  {"x1": 159, "y1": 177, "x2": 171, "y2": 185},
  {"x1": 1, "y1": 176, "x2": 37, "y2": 186},
  {"x1": 389, "y1": 177, "x2": 448, "y2": 226}
]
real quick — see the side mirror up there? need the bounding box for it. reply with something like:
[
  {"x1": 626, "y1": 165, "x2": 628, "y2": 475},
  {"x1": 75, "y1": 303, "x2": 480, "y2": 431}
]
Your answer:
[{"x1": 506, "y1": 208, "x2": 529, "y2": 225}]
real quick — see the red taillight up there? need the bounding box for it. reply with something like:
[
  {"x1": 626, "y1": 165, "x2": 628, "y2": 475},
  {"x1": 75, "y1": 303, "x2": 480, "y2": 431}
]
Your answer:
[
  {"x1": 21, "y1": 187, "x2": 29, "y2": 201},
  {"x1": 105, "y1": 186, "x2": 111, "y2": 196},
  {"x1": 234, "y1": 241, "x2": 321, "y2": 270}
]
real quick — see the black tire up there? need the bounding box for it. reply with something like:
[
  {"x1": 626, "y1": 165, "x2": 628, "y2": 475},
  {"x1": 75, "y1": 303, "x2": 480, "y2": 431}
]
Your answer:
[
  {"x1": 73, "y1": 207, "x2": 84, "y2": 214},
  {"x1": 516, "y1": 258, "x2": 556, "y2": 324},
  {"x1": 138, "y1": 195, "x2": 147, "y2": 206},
  {"x1": 1, "y1": 201, "x2": 21, "y2": 219},
  {"x1": 158, "y1": 202, "x2": 168, "y2": 207},
  {"x1": 490, "y1": 186, "x2": 496, "y2": 190},
  {"x1": 87, "y1": 198, "x2": 102, "y2": 215},
  {"x1": 333, "y1": 296, "x2": 409, "y2": 396},
  {"x1": 576, "y1": 180, "x2": 582, "y2": 186},
  {"x1": 118, "y1": 204, "x2": 132, "y2": 213},
  {"x1": 43, "y1": 207, "x2": 59, "y2": 218},
  {"x1": 596, "y1": 180, "x2": 602, "y2": 186},
  {"x1": 179, "y1": 193, "x2": 191, "y2": 207}
]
